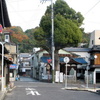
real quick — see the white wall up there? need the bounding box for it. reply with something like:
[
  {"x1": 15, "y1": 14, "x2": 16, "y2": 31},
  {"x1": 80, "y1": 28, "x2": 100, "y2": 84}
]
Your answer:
[{"x1": 89, "y1": 30, "x2": 100, "y2": 48}]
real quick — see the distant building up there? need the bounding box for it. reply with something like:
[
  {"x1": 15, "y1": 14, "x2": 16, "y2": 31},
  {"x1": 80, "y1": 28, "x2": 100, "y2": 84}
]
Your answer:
[{"x1": 18, "y1": 53, "x2": 32, "y2": 76}]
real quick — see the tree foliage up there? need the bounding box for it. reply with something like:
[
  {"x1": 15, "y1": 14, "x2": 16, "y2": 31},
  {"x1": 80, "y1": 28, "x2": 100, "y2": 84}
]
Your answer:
[
  {"x1": 34, "y1": 0, "x2": 84, "y2": 51},
  {"x1": 3, "y1": 26, "x2": 31, "y2": 53},
  {"x1": 25, "y1": 28, "x2": 37, "y2": 46},
  {"x1": 34, "y1": 0, "x2": 84, "y2": 70},
  {"x1": 6, "y1": 26, "x2": 28, "y2": 42}
]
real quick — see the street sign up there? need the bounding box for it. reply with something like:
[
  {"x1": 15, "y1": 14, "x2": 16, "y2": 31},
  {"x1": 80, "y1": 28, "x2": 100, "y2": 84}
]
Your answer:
[{"x1": 63, "y1": 57, "x2": 70, "y2": 63}]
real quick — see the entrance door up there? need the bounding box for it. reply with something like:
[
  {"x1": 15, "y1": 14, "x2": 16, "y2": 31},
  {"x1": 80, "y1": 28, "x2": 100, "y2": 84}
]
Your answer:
[{"x1": 96, "y1": 72, "x2": 100, "y2": 83}]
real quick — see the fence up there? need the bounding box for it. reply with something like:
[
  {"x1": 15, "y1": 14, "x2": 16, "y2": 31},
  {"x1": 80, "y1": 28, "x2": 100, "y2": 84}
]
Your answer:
[{"x1": 64, "y1": 75, "x2": 76, "y2": 83}]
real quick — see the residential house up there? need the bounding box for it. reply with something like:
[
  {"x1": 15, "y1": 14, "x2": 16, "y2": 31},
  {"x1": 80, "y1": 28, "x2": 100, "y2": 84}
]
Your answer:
[
  {"x1": 89, "y1": 30, "x2": 100, "y2": 84},
  {"x1": 31, "y1": 49, "x2": 49, "y2": 80},
  {"x1": 18, "y1": 53, "x2": 31, "y2": 76},
  {"x1": 63, "y1": 30, "x2": 100, "y2": 84},
  {"x1": 31, "y1": 30, "x2": 100, "y2": 84},
  {"x1": 0, "y1": 31, "x2": 17, "y2": 91},
  {"x1": 4, "y1": 32, "x2": 18, "y2": 81},
  {"x1": 0, "y1": 43, "x2": 13, "y2": 91},
  {"x1": 63, "y1": 48, "x2": 90, "y2": 79},
  {"x1": 31, "y1": 49, "x2": 87, "y2": 82}
]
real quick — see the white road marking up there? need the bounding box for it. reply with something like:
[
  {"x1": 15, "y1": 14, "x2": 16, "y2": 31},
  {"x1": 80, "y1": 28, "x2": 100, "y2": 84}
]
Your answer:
[
  {"x1": 26, "y1": 91, "x2": 41, "y2": 96},
  {"x1": 26, "y1": 91, "x2": 35, "y2": 95},
  {"x1": 25, "y1": 88, "x2": 41, "y2": 96},
  {"x1": 34, "y1": 91, "x2": 41, "y2": 95}
]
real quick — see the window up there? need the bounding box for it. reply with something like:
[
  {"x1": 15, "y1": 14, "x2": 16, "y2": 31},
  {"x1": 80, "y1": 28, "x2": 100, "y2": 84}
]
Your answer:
[
  {"x1": 5, "y1": 35, "x2": 9, "y2": 42},
  {"x1": 92, "y1": 40, "x2": 93, "y2": 44},
  {"x1": 6, "y1": 35, "x2": 8, "y2": 39}
]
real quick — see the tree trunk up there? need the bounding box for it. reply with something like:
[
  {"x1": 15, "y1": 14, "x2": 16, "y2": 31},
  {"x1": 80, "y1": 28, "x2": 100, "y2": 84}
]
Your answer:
[{"x1": 54, "y1": 50, "x2": 60, "y2": 71}]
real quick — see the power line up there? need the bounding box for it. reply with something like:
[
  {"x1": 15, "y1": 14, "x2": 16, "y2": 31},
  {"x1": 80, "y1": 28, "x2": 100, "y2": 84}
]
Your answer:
[
  {"x1": 6, "y1": 0, "x2": 51, "y2": 31},
  {"x1": 85, "y1": 0, "x2": 100, "y2": 15},
  {"x1": 6, "y1": 0, "x2": 31, "y2": 3},
  {"x1": 6, "y1": 1, "x2": 28, "y2": 24}
]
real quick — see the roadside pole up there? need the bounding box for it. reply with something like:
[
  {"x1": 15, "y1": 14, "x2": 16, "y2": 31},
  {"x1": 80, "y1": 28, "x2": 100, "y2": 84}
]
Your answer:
[
  {"x1": 51, "y1": 0, "x2": 55, "y2": 83},
  {"x1": 86, "y1": 64, "x2": 88, "y2": 88},
  {"x1": 65, "y1": 63, "x2": 67, "y2": 88},
  {"x1": 0, "y1": 42, "x2": 4, "y2": 91},
  {"x1": 40, "y1": 0, "x2": 55, "y2": 83},
  {"x1": 63, "y1": 57, "x2": 70, "y2": 88}
]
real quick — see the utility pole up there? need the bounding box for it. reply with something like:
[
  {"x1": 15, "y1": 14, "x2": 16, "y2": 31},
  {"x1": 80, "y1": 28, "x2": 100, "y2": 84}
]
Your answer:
[
  {"x1": 40, "y1": 0, "x2": 55, "y2": 83},
  {"x1": 16, "y1": 43, "x2": 19, "y2": 74},
  {"x1": 51, "y1": 0, "x2": 55, "y2": 83}
]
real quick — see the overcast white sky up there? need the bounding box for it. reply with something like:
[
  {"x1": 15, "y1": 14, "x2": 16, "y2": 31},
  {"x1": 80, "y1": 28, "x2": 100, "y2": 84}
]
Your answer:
[{"x1": 6, "y1": 0, "x2": 100, "y2": 33}]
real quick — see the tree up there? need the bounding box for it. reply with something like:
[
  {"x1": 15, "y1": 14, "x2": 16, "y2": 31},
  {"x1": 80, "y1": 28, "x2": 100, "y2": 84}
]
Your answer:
[
  {"x1": 4, "y1": 26, "x2": 30, "y2": 53},
  {"x1": 25, "y1": 28, "x2": 37, "y2": 47},
  {"x1": 34, "y1": 0, "x2": 84, "y2": 71}
]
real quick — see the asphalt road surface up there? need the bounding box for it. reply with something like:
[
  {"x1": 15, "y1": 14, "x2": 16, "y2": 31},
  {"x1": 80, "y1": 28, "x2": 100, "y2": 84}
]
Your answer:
[{"x1": 4, "y1": 77, "x2": 100, "y2": 100}]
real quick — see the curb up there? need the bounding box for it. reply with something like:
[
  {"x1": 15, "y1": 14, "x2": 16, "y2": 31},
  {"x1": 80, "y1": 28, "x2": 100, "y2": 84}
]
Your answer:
[
  {"x1": 62, "y1": 87, "x2": 100, "y2": 94},
  {"x1": 0, "y1": 91, "x2": 7, "y2": 100},
  {"x1": 8, "y1": 86, "x2": 16, "y2": 92},
  {"x1": 0, "y1": 86, "x2": 16, "y2": 100}
]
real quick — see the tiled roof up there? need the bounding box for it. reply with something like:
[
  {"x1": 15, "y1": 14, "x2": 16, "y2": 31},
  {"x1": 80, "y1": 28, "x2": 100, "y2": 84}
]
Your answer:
[{"x1": 63, "y1": 48, "x2": 91, "y2": 52}]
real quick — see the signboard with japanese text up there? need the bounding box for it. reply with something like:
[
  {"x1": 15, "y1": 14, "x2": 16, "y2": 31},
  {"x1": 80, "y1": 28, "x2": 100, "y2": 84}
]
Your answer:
[{"x1": 9, "y1": 64, "x2": 17, "y2": 69}]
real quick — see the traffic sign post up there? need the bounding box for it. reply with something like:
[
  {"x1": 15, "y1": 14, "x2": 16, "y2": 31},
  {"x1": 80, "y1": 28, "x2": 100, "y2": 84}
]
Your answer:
[{"x1": 63, "y1": 57, "x2": 70, "y2": 88}]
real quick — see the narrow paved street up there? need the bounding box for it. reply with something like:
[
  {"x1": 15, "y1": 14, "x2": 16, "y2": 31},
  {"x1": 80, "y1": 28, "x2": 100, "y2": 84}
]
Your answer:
[{"x1": 4, "y1": 77, "x2": 100, "y2": 100}]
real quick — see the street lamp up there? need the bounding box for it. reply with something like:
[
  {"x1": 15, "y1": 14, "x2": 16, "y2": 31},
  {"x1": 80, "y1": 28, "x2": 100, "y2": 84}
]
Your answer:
[{"x1": 0, "y1": 42, "x2": 5, "y2": 91}]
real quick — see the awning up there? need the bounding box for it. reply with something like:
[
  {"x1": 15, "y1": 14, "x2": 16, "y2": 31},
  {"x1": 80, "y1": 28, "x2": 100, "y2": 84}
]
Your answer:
[
  {"x1": 73, "y1": 58, "x2": 87, "y2": 64},
  {"x1": 41, "y1": 57, "x2": 51, "y2": 63},
  {"x1": 41, "y1": 57, "x2": 66, "y2": 63},
  {"x1": 41, "y1": 56, "x2": 87, "y2": 64},
  {"x1": 60, "y1": 57, "x2": 87, "y2": 64}
]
